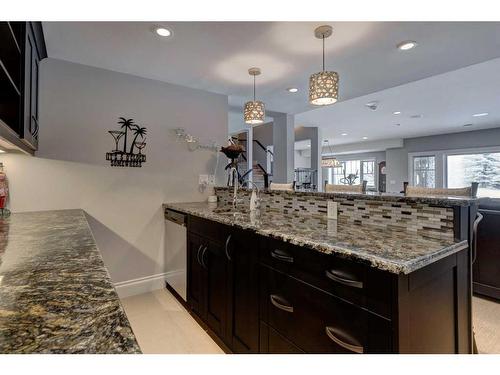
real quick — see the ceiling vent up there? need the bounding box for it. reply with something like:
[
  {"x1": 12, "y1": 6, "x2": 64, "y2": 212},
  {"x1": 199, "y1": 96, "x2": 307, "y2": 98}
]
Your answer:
[{"x1": 365, "y1": 101, "x2": 379, "y2": 111}]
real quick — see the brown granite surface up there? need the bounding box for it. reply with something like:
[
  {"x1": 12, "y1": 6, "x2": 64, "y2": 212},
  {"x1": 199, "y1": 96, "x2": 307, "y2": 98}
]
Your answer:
[
  {"x1": 164, "y1": 202, "x2": 468, "y2": 275},
  {"x1": 0, "y1": 209, "x2": 141, "y2": 354}
]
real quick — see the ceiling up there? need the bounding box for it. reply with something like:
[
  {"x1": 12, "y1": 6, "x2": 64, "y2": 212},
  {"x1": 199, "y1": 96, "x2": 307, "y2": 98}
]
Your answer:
[
  {"x1": 43, "y1": 22, "x2": 500, "y2": 115},
  {"x1": 295, "y1": 57, "x2": 500, "y2": 147}
]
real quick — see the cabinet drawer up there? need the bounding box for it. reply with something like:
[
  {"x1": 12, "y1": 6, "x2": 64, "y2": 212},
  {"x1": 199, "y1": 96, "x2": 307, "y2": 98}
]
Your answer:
[
  {"x1": 260, "y1": 265, "x2": 392, "y2": 353},
  {"x1": 260, "y1": 237, "x2": 393, "y2": 318},
  {"x1": 188, "y1": 215, "x2": 230, "y2": 245},
  {"x1": 260, "y1": 321, "x2": 304, "y2": 354}
]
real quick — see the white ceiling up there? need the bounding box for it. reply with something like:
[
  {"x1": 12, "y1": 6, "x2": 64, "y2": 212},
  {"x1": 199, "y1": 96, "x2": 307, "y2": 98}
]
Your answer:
[
  {"x1": 295, "y1": 57, "x2": 500, "y2": 147},
  {"x1": 43, "y1": 22, "x2": 500, "y2": 115}
]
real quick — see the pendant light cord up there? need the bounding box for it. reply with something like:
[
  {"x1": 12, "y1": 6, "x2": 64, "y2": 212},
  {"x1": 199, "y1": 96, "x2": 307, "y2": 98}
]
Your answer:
[
  {"x1": 253, "y1": 75, "x2": 256, "y2": 101},
  {"x1": 322, "y1": 35, "x2": 325, "y2": 71}
]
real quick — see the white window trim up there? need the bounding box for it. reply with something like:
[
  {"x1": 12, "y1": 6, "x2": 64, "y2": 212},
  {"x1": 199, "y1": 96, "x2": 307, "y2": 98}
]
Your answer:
[
  {"x1": 328, "y1": 157, "x2": 377, "y2": 189},
  {"x1": 408, "y1": 146, "x2": 500, "y2": 189},
  {"x1": 442, "y1": 145, "x2": 500, "y2": 188}
]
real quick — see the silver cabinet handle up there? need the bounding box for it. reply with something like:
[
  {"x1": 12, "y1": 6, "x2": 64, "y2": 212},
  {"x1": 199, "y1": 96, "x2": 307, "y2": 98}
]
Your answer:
[
  {"x1": 472, "y1": 212, "x2": 483, "y2": 264},
  {"x1": 196, "y1": 244, "x2": 203, "y2": 266},
  {"x1": 269, "y1": 294, "x2": 294, "y2": 313},
  {"x1": 31, "y1": 116, "x2": 39, "y2": 137},
  {"x1": 225, "y1": 234, "x2": 232, "y2": 261},
  {"x1": 201, "y1": 246, "x2": 208, "y2": 270},
  {"x1": 325, "y1": 269, "x2": 363, "y2": 289},
  {"x1": 325, "y1": 326, "x2": 364, "y2": 354},
  {"x1": 270, "y1": 249, "x2": 294, "y2": 263}
]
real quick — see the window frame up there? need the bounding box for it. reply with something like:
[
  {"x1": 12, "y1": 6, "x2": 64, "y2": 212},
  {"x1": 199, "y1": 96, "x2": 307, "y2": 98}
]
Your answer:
[
  {"x1": 325, "y1": 157, "x2": 377, "y2": 190},
  {"x1": 408, "y1": 146, "x2": 500, "y2": 194}
]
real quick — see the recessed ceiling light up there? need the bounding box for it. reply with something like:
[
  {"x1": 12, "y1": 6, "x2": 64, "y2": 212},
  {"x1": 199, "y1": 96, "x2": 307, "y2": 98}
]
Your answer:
[
  {"x1": 463, "y1": 123, "x2": 474, "y2": 127},
  {"x1": 362, "y1": 136, "x2": 368, "y2": 140},
  {"x1": 393, "y1": 111, "x2": 401, "y2": 115},
  {"x1": 287, "y1": 87, "x2": 298, "y2": 93},
  {"x1": 341, "y1": 133, "x2": 348, "y2": 136},
  {"x1": 155, "y1": 27, "x2": 172, "y2": 37},
  {"x1": 472, "y1": 112, "x2": 488, "y2": 117},
  {"x1": 397, "y1": 40, "x2": 418, "y2": 51}
]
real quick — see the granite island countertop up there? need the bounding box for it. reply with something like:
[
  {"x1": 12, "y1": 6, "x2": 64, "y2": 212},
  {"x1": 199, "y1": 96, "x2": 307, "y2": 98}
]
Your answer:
[
  {"x1": 0, "y1": 209, "x2": 141, "y2": 354},
  {"x1": 164, "y1": 202, "x2": 468, "y2": 275}
]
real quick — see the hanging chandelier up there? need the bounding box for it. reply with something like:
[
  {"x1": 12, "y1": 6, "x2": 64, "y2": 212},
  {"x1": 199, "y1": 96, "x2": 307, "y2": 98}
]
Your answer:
[
  {"x1": 244, "y1": 67, "x2": 265, "y2": 125},
  {"x1": 321, "y1": 139, "x2": 342, "y2": 168},
  {"x1": 309, "y1": 25, "x2": 339, "y2": 106}
]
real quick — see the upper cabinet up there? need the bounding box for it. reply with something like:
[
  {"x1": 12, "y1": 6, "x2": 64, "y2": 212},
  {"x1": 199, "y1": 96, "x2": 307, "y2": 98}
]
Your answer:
[{"x1": 0, "y1": 22, "x2": 46, "y2": 154}]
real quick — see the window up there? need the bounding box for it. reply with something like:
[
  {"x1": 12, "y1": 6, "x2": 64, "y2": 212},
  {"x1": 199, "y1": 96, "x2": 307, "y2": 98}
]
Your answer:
[
  {"x1": 362, "y1": 161, "x2": 375, "y2": 188},
  {"x1": 413, "y1": 156, "x2": 435, "y2": 188},
  {"x1": 447, "y1": 152, "x2": 500, "y2": 198},
  {"x1": 325, "y1": 159, "x2": 376, "y2": 188}
]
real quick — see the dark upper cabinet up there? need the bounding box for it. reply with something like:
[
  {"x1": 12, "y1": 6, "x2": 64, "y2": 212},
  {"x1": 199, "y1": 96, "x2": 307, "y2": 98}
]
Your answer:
[
  {"x1": 0, "y1": 21, "x2": 46, "y2": 153},
  {"x1": 21, "y1": 22, "x2": 43, "y2": 150}
]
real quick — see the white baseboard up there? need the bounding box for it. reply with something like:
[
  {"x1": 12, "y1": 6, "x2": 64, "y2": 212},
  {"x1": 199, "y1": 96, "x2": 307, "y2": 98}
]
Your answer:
[{"x1": 114, "y1": 272, "x2": 173, "y2": 299}]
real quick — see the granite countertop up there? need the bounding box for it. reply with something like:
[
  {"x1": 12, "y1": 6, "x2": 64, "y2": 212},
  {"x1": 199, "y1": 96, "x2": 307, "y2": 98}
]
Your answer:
[
  {"x1": 214, "y1": 186, "x2": 478, "y2": 207},
  {"x1": 0, "y1": 209, "x2": 141, "y2": 354},
  {"x1": 164, "y1": 202, "x2": 468, "y2": 275}
]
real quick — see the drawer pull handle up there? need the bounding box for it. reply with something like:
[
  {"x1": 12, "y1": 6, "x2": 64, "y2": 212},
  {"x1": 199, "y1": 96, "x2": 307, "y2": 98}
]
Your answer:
[
  {"x1": 270, "y1": 249, "x2": 294, "y2": 263},
  {"x1": 196, "y1": 244, "x2": 203, "y2": 266},
  {"x1": 201, "y1": 246, "x2": 208, "y2": 270},
  {"x1": 270, "y1": 294, "x2": 294, "y2": 313},
  {"x1": 225, "y1": 234, "x2": 232, "y2": 261},
  {"x1": 325, "y1": 269, "x2": 363, "y2": 289},
  {"x1": 325, "y1": 326, "x2": 364, "y2": 354}
]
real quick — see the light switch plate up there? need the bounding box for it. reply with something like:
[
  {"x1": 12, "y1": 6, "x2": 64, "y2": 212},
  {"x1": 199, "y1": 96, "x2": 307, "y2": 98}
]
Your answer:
[
  {"x1": 199, "y1": 174, "x2": 209, "y2": 185},
  {"x1": 207, "y1": 175, "x2": 216, "y2": 185},
  {"x1": 327, "y1": 200, "x2": 338, "y2": 219}
]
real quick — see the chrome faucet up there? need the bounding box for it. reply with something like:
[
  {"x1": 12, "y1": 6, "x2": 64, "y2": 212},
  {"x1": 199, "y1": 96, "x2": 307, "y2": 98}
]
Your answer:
[
  {"x1": 229, "y1": 166, "x2": 239, "y2": 208},
  {"x1": 243, "y1": 180, "x2": 261, "y2": 212}
]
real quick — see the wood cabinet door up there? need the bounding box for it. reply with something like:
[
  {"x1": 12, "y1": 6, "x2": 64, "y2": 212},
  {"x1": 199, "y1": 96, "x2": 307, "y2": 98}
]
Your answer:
[
  {"x1": 22, "y1": 23, "x2": 39, "y2": 150},
  {"x1": 227, "y1": 230, "x2": 260, "y2": 353},
  {"x1": 204, "y1": 239, "x2": 229, "y2": 341},
  {"x1": 187, "y1": 232, "x2": 206, "y2": 319}
]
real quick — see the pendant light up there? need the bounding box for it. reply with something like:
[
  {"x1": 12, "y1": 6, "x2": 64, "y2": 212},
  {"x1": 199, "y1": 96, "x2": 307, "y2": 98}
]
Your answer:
[
  {"x1": 321, "y1": 139, "x2": 342, "y2": 168},
  {"x1": 244, "y1": 67, "x2": 265, "y2": 125},
  {"x1": 309, "y1": 25, "x2": 339, "y2": 106}
]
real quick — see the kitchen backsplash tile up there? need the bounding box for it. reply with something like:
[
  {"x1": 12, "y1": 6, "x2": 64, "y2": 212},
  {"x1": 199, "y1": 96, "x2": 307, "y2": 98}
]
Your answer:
[{"x1": 215, "y1": 187, "x2": 454, "y2": 240}]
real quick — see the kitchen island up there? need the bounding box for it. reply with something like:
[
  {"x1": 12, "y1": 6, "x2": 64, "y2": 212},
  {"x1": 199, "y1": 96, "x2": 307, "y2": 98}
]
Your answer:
[
  {"x1": 0, "y1": 209, "x2": 140, "y2": 354},
  {"x1": 164, "y1": 189, "x2": 477, "y2": 354}
]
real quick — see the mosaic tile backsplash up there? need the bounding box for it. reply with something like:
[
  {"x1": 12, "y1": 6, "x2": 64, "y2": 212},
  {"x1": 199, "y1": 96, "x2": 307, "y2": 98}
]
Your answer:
[{"x1": 215, "y1": 187, "x2": 454, "y2": 240}]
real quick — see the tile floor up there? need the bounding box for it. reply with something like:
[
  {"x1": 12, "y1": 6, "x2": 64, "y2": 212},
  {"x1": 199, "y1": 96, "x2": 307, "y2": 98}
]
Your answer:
[
  {"x1": 473, "y1": 296, "x2": 500, "y2": 354},
  {"x1": 122, "y1": 289, "x2": 500, "y2": 354},
  {"x1": 120, "y1": 289, "x2": 223, "y2": 354}
]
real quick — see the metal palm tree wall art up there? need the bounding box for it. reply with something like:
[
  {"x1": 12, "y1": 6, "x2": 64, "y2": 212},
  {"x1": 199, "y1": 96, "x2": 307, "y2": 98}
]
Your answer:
[{"x1": 106, "y1": 117, "x2": 147, "y2": 167}]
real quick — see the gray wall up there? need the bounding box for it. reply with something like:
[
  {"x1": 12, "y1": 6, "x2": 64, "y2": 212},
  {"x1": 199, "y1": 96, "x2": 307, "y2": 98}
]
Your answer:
[
  {"x1": 252, "y1": 122, "x2": 273, "y2": 167},
  {"x1": 0, "y1": 58, "x2": 228, "y2": 284},
  {"x1": 386, "y1": 127, "x2": 500, "y2": 192}
]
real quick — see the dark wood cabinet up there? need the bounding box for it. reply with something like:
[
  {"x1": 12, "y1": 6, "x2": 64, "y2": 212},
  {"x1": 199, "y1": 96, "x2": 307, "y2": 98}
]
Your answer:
[
  {"x1": 21, "y1": 22, "x2": 42, "y2": 150},
  {"x1": 187, "y1": 231, "x2": 229, "y2": 342},
  {"x1": 226, "y1": 229, "x2": 260, "y2": 353},
  {"x1": 0, "y1": 21, "x2": 45, "y2": 154},
  {"x1": 473, "y1": 208, "x2": 500, "y2": 300},
  {"x1": 184, "y1": 213, "x2": 472, "y2": 354}
]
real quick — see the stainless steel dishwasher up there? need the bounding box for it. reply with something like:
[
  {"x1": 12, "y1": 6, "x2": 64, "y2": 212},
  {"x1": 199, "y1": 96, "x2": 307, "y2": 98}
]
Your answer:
[{"x1": 165, "y1": 208, "x2": 187, "y2": 301}]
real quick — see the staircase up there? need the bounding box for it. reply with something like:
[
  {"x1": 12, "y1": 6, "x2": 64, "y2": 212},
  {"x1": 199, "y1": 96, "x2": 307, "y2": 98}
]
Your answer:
[{"x1": 252, "y1": 162, "x2": 268, "y2": 189}]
